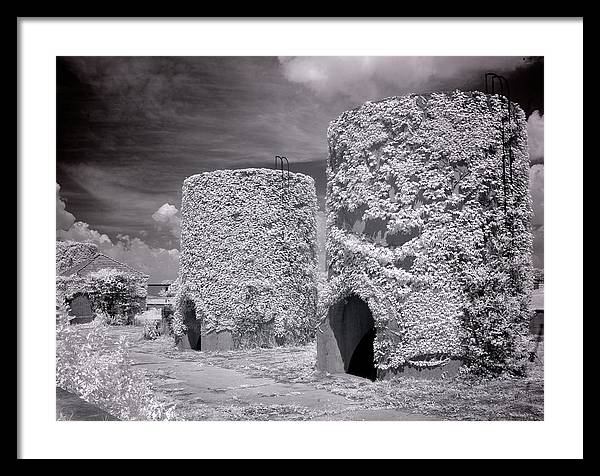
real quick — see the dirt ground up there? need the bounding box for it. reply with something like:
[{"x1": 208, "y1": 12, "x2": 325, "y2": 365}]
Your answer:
[
  {"x1": 91, "y1": 326, "x2": 543, "y2": 421},
  {"x1": 56, "y1": 387, "x2": 119, "y2": 421}
]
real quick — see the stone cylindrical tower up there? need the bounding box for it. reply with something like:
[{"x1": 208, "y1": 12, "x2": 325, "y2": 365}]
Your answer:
[
  {"x1": 317, "y1": 91, "x2": 533, "y2": 379},
  {"x1": 174, "y1": 168, "x2": 318, "y2": 351}
]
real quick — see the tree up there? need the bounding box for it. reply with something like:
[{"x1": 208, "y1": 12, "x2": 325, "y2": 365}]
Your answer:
[{"x1": 86, "y1": 268, "x2": 146, "y2": 325}]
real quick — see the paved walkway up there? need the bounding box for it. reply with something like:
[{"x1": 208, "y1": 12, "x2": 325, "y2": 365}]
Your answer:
[{"x1": 128, "y1": 350, "x2": 437, "y2": 421}]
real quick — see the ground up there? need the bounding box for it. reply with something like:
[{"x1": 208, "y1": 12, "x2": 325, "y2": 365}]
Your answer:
[
  {"x1": 56, "y1": 387, "x2": 118, "y2": 421},
  {"x1": 58, "y1": 324, "x2": 544, "y2": 421}
]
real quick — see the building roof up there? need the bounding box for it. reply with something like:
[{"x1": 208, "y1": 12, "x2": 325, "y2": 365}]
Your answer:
[
  {"x1": 59, "y1": 252, "x2": 148, "y2": 278},
  {"x1": 530, "y1": 288, "x2": 544, "y2": 311}
]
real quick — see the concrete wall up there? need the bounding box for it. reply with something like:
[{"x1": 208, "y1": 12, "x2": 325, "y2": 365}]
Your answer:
[
  {"x1": 380, "y1": 360, "x2": 462, "y2": 380},
  {"x1": 176, "y1": 298, "x2": 234, "y2": 351},
  {"x1": 176, "y1": 330, "x2": 234, "y2": 352}
]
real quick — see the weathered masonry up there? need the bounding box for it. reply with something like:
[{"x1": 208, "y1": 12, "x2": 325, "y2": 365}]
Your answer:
[
  {"x1": 317, "y1": 91, "x2": 534, "y2": 379},
  {"x1": 174, "y1": 168, "x2": 319, "y2": 351}
]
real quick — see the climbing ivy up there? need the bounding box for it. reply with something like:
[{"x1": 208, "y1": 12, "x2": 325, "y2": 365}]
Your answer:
[
  {"x1": 173, "y1": 168, "x2": 318, "y2": 348},
  {"x1": 323, "y1": 91, "x2": 534, "y2": 377},
  {"x1": 56, "y1": 268, "x2": 147, "y2": 325}
]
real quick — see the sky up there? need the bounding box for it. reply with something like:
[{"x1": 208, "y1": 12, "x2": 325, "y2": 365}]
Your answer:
[{"x1": 56, "y1": 56, "x2": 544, "y2": 281}]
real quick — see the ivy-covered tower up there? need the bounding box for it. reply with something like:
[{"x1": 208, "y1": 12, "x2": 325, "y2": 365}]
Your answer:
[
  {"x1": 317, "y1": 91, "x2": 534, "y2": 379},
  {"x1": 174, "y1": 168, "x2": 318, "y2": 351}
]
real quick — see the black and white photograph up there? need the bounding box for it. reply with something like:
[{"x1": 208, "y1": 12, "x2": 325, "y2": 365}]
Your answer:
[
  {"x1": 53, "y1": 55, "x2": 545, "y2": 422},
  {"x1": 18, "y1": 18, "x2": 583, "y2": 459}
]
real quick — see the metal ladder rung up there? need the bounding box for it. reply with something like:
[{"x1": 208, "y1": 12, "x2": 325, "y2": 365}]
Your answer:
[
  {"x1": 484, "y1": 72, "x2": 514, "y2": 223},
  {"x1": 274, "y1": 155, "x2": 290, "y2": 198},
  {"x1": 274, "y1": 155, "x2": 292, "y2": 266}
]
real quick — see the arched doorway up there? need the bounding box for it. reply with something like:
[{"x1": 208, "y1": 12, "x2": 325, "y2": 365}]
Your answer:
[
  {"x1": 183, "y1": 299, "x2": 201, "y2": 350},
  {"x1": 68, "y1": 293, "x2": 93, "y2": 324},
  {"x1": 330, "y1": 294, "x2": 377, "y2": 381}
]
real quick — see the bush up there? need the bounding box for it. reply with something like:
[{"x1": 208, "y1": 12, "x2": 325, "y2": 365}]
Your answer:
[
  {"x1": 86, "y1": 269, "x2": 146, "y2": 325},
  {"x1": 161, "y1": 304, "x2": 174, "y2": 321},
  {"x1": 134, "y1": 308, "x2": 162, "y2": 326},
  {"x1": 161, "y1": 305, "x2": 175, "y2": 335},
  {"x1": 56, "y1": 311, "x2": 176, "y2": 420},
  {"x1": 142, "y1": 321, "x2": 161, "y2": 340},
  {"x1": 97, "y1": 312, "x2": 129, "y2": 326}
]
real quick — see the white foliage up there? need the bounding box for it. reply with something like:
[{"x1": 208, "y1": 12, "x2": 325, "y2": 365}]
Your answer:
[
  {"x1": 174, "y1": 168, "x2": 318, "y2": 348},
  {"x1": 326, "y1": 91, "x2": 534, "y2": 375}
]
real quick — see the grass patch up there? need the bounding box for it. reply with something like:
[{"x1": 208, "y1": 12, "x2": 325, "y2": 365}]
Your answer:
[{"x1": 101, "y1": 326, "x2": 544, "y2": 421}]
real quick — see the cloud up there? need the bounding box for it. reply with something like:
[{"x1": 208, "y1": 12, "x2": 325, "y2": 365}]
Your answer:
[
  {"x1": 103, "y1": 234, "x2": 180, "y2": 282},
  {"x1": 527, "y1": 110, "x2": 544, "y2": 165},
  {"x1": 152, "y1": 203, "x2": 181, "y2": 238},
  {"x1": 56, "y1": 184, "x2": 179, "y2": 281},
  {"x1": 279, "y1": 56, "x2": 527, "y2": 103},
  {"x1": 529, "y1": 162, "x2": 544, "y2": 269},
  {"x1": 57, "y1": 221, "x2": 112, "y2": 246},
  {"x1": 532, "y1": 225, "x2": 544, "y2": 269},
  {"x1": 529, "y1": 164, "x2": 544, "y2": 227},
  {"x1": 56, "y1": 183, "x2": 75, "y2": 231},
  {"x1": 315, "y1": 210, "x2": 327, "y2": 272}
]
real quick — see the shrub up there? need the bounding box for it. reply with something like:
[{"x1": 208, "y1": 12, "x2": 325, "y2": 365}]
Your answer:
[
  {"x1": 56, "y1": 310, "x2": 176, "y2": 420},
  {"x1": 142, "y1": 321, "x2": 161, "y2": 340},
  {"x1": 86, "y1": 269, "x2": 146, "y2": 325},
  {"x1": 161, "y1": 305, "x2": 175, "y2": 335},
  {"x1": 161, "y1": 304, "x2": 174, "y2": 320},
  {"x1": 134, "y1": 308, "x2": 162, "y2": 326}
]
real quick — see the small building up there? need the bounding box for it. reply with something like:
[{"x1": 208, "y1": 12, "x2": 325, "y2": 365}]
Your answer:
[
  {"x1": 533, "y1": 273, "x2": 544, "y2": 290},
  {"x1": 530, "y1": 287, "x2": 544, "y2": 336},
  {"x1": 59, "y1": 252, "x2": 149, "y2": 323},
  {"x1": 146, "y1": 283, "x2": 174, "y2": 311}
]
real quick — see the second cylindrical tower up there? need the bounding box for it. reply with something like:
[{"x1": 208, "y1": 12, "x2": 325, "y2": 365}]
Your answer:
[{"x1": 175, "y1": 168, "x2": 318, "y2": 350}]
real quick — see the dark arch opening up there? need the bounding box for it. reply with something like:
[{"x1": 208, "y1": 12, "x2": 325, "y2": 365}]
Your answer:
[
  {"x1": 347, "y1": 327, "x2": 377, "y2": 381},
  {"x1": 183, "y1": 299, "x2": 201, "y2": 350},
  {"x1": 68, "y1": 292, "x2": 94, "y2": 324},
  {"x1": 330, "y1": 294, "x2": 377, "y2": 381}
]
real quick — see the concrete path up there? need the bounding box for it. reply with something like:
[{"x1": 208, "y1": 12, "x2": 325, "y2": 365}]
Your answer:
[{"x1": 128, "y1": 350, "x2": 437, "y2": 421}]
